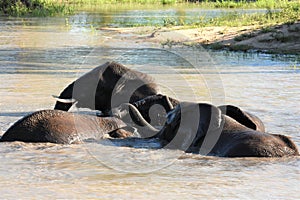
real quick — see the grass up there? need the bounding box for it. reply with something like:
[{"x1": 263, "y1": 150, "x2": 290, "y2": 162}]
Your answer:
[
  {"x1": 0, "y1": 0, "x2": 183, "y2": 16},
  {"x1": 1, "y1": 0, "x2": 299, "y2": 17},
  {"x1": 79, "y1": 2, "x2": 298, "y2": 28},
  {"x1": 160, "y1": 3, "x2": 300, "y2": 28},
  {"x1": 62, "y1": 0, "x2": 299, "y2": 12}
]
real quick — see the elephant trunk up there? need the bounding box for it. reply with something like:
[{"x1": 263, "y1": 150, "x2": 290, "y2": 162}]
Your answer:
[
  {"x1": 165, "y1": 96, "x2": 174, "y2": 111},
  {"x1": 113, "y1": 103, "x2": 159, "y2": 132}
]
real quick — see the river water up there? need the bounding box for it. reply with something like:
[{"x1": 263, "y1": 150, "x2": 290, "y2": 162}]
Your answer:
[{"x1": 0, "y1": 11, "x2": 299, "y2": 199}]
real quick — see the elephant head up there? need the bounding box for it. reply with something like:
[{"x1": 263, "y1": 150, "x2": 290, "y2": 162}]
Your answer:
[
  {"x1": 156, "y1": 102, "x2": 299, "y2": 157},
  {"x1": 110, "y1": 94, "x2": 179, "y2": 138},
  {"x1": 156, "y1": 102, "x2": 223, "y2": 152}
]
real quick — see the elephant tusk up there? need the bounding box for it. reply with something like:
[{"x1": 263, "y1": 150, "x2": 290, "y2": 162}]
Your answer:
[
  {"x1": 124, "y1": 103, "x2": 159, "y2": 132},
  {"x1": 52, "y1": 95, "x2": 77, "y2": 103},
  {"x1": 165, "y1": 96, "x2": 174, "y2": 111},
  {"x1": 68, "y1": 101, "x2": 79, "y2": 111}
]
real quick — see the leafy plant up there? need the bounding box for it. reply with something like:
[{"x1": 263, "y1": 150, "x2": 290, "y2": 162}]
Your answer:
[{"x1": 0, "y1": 0, "x2": 73, "y2": 16}]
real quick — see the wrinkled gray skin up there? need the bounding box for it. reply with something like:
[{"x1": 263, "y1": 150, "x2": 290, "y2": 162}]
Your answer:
[
  {"x1": 111, "y1": 94, "x2": 179, "y2": 138},
  {"x1": 54, "y1": 61, "x2": 159, "y2": 115},
  {"x1": 218, "y1": 105, "x2": 265, "y2": 132},
  {"x1": 156, "y1": 102, "x2": 299, "y2": 157},
  {"x1": 1, "y1": 110, "x2": 134, "y2": 144}
]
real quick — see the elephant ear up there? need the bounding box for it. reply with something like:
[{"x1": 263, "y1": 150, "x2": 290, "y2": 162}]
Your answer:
[{"x1": 218, "y1": 105, "x2": 259, "y2": 131}]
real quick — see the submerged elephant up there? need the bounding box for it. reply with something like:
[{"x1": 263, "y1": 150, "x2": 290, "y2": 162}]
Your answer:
[
  {"x1": 0, "y1": 110, "x2": 134, "y2": 144},
  {"x1": 156, "y1": 102, "x2": 299, "y2": 157},
  {"x1": 111, "y1": 94, "x2": 179, "y2": 137},
  {"x1": 54, "y1": 61, "x2": 160, "y2": 115},
  {"x1": 130, "y1": 94, "x2": 179, "y2": 126}
]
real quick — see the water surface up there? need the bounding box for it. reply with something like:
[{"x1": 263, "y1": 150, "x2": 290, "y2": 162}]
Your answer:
[{"x1": 0, "y1": 11, "x2": 299, "y2": 199}]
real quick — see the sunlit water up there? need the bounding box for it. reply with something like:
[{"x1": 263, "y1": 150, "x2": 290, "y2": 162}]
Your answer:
[
  {"x1": 67, "y1": 8, "x2": 270, "y2": 27},
  {"x1": 0, "y1": 11, "x2": 299, "y2": 199}
]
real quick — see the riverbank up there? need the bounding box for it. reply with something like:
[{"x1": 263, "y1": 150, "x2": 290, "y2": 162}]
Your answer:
[{"x1": 101, "y1": 21, "x2": 300, "y2": 54}]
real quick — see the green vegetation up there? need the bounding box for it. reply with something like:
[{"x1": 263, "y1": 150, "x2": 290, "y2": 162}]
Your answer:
[
  {"x1": 212, "y1": 0, "x2": 293, "y2": 9},
  {"x1": 0, "y1": 0, "x2": 299, "y2": 25},
  {"x1": 0, "y1": 0, "x2": 73, "y2": 16},
  {"x1": 234, "y1": 33, "x2": 256, "y2": 42},
  {"x1": 289, "y1": 64, "x2": 300, "y2": 70},
  {"x1": 0, "y1": 0, "x2": 182, "y2": 16},
  {"x1": 206, "y1": 42, "x2": 224, "y2": 50},
  {"x1": 160, "y1": 3, "x2": 300, "y2": 28},
  {"x1": 228, "y1": 44, "x2": 252, "y2": 51},
  {"x1": 64, "y1": 0, "x2": 297, "y2": 10},
  {"x1": 260, "y1": 26, "x2": 276, "y2": 33}
]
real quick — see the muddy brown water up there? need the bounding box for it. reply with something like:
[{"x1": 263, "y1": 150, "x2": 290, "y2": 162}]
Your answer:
[{"x1": 0, "y1": 13, "x2": 299, "y2": 199}]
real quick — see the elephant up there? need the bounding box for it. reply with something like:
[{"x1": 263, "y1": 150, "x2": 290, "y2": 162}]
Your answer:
[
  {"x1": 0, "y1": 110, "x2": 135, "y2": 144},
  {"x1": 111, "y1": 94, "x2": 179, "y2": 137},
  {"x1": 130, "y1": 94, "x2": 179, "y2": 126},
  {"x1": 54, "y1": 61, "x2": 160, "y2": 115},
  {"x1": 155, "y1": 102, "x2": 299, "y2": 157}
]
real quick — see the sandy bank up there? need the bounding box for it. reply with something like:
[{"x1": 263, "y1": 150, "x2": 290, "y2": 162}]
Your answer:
[{"x1": 100, "y1": 21, "x2": 300, "y2": 54}]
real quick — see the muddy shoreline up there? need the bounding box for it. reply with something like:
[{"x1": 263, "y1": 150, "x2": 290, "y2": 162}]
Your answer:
[{"x1": 101, "y1": 21, "x2": 300, "y2": 55}]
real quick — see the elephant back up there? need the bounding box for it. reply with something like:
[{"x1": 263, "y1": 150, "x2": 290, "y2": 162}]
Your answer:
[{"x1": 54, "y1": 61, "x2": 160, "y2": 114}]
